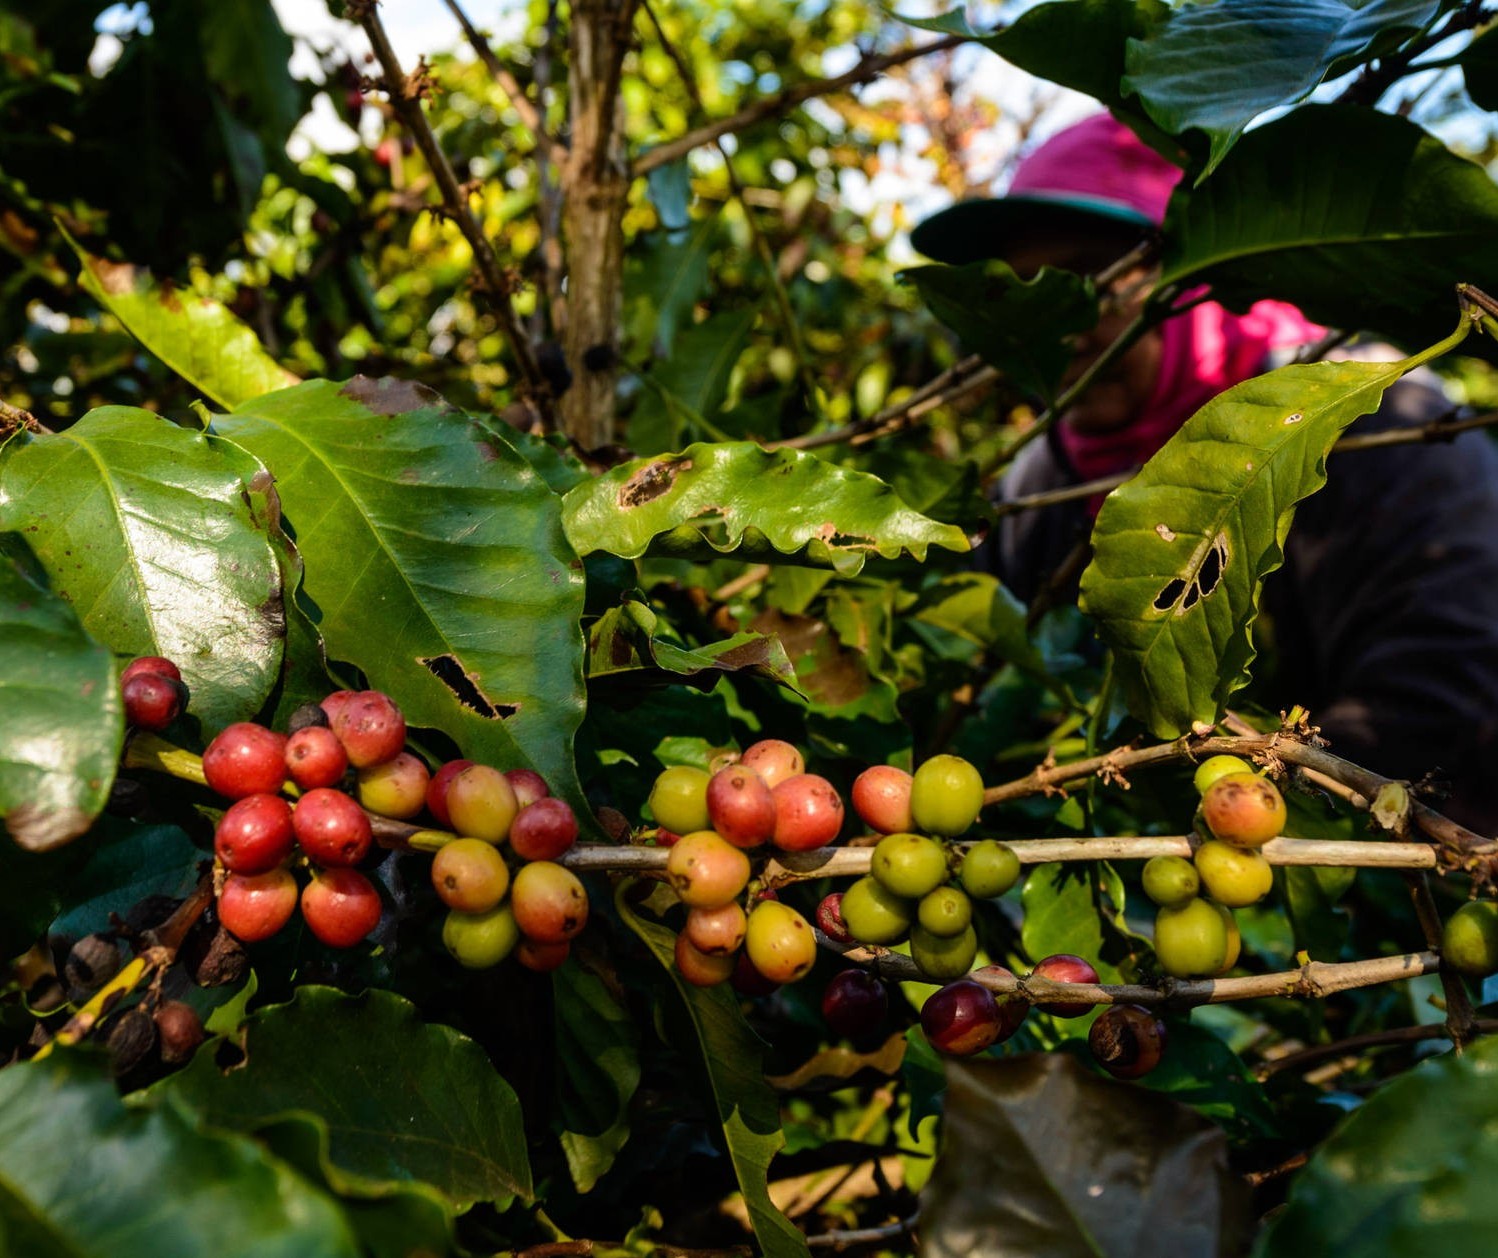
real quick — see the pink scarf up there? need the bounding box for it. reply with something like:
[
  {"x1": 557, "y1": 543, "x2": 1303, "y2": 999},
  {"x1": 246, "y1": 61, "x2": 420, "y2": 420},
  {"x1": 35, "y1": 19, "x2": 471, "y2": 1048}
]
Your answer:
[{"x1": 1057, "y1": 298, "x2": 1326, "y2": 496}]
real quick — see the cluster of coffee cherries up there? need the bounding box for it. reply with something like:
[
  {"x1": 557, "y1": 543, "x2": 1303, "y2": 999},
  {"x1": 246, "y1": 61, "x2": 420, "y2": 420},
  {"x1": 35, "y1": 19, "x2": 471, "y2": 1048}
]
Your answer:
[
  {"x1": 120, "y1": 655, "x2": 190, "y2": 730},
  {"x1": 426, "y1": 761, "x2": 583, "y2": 973},
  {"x1": 646, "y1": 739, "x2": 839, "y2": 989},
  {"x1": 1143, "y1": 755, "x2": 1285, "y2": 979}
]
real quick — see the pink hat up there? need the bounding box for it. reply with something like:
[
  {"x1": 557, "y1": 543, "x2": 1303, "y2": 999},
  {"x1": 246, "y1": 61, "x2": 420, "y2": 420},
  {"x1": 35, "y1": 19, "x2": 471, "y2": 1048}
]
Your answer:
[{"x1": 911, "y1": 112, "x2": 1184, "y2": 265}]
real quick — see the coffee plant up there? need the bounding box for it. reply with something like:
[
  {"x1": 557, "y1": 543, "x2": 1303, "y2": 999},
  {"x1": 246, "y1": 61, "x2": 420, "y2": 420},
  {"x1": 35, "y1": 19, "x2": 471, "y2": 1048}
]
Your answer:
[{"x1": 6, "y1": 2, "x2": 1498, "y2": 1256}]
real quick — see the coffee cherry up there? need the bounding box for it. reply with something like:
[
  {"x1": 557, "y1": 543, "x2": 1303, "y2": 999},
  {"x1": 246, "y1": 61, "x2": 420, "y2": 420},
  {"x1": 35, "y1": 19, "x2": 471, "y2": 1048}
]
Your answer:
[
  {"x1": 674, "y1": 932, "x2": 736, "y2": 986},
  {"x1": 215, "y1": 793, "x2": 295, "y2": 874},
  {"x1": 744, "y1": 901, "x2": 817, "y2": 984},
  {"x1": 1192, "y1": 755, "x2": 1252, "y2": 796},
  {"x1": 203, "y1": 722, "x2": 288, "y2": 800},
  {"x1": 850, "y1": 765, "x2": 914, "y2": 835},
  {"x1": 910, "y1": 923, "x2": 978, "y2": 981},
  {"x1": 648, "y1": 765, "x2": 712, "y2": 835},
  {"x1": 958, "y1": 840, "x2": 1021, "y2": 899},
  {"x1": 516, "y1": 937, "x2": 570, "y2": 973},
  {"x1": 319, "y1": 690, "x2": 357, "y2": 728},
  {"x1": 509, "y1": 797, "x2": 579, "y2": 862},
  {"x1": 706, "y1": 764, "x2": 776, "y2": 848},
  {"x1": 155, "y1": 1001, "x2": 205, "y2": 1065},
  {"x1": 293, "y1": 787, "x2": 373, "y2": 867},
  {"x1": 731, "y1": 949, "x2": 782, "y2": 997},
  {"x1": 1200, "y1": 772, "x2": 1286, "y2": 848},
  {"x1": 301, "y1": 867, "x2": 382, "y2": 947},
  {"x1": 510, "y1": 860, "x2": 589, "y2": 943},
  {"x1": 329, "y1": 690, "x2": 406, "y2": 768},
  {"x1": 815, "y1": 891, "x2": 853, "y2": 943},
  {"x1": 504, "y1": 767, "x2": 550, "y2": 808},
  {"x1": 738, "y1": 739, "x2": 804, "y2": 789},
  {"x1": 909, "y1": 754, "x2": 984, "y2": 838},
  {"x1": 917, "y1": 885, "x2": 973, "y2": 938},
  {"x1": 971, "y1": 964, "x2": 1029, "y2": 1041},
  {"x1": 1443, "y1": 900, "x2": 1498, "y2": 977},
  {"x1": 665, "y1": 830, "x2": 751, "y2": 909},
  {"x1": 357, "y1": 751, "x2": 431, "y2": 820},
  {"x1": 1142, "y1": 855, "x2": 1199, "y2": 907},
  {"x1": 871, "y1": 832, "x2": 948, "y2": 900},
  {"x1": 446, "y1": 764, "x2": 519, "y2": 843},
  {"x1": 684, "y1": 900, "x2": 748, "y2": 956},
  {"x1": 1029, "y1": 954, "x2": 1100, "y2": 1018},
  {"x1": 443, "y1": 904, "x2": 520, "y2": 968},
  {"x1": 1089, "y1": 1005, "x2": 1168, "y2": 1079},
  {"x1": 430, "y1": 837, "x2": 510, "y2": 913},
  {"x1": 839, "y1": 875, "x2": 913, "y2": 946},
  {"x1": 219, "y1": 868, "x2": 299, "y2": 943},
  {"x1": 423, "y1": 758, "x2": 474, "y2": 827},
  {"x1": 1215, "y1": 902, "x2": 1242, "y2": 972},
  {"x1": 64, "y1": 933, "x2": 122, "y2": 997},
  {"x1": 920, "y1": 979, "x2": 1001, "y2": 1055},
  {"x1": 771, "y1": 774, "x2": 845, "y2": 851},
  {"x1": 284, "y1": 725, "x2": 349, "y2": 791},
  {"x1": 1154, "y1": 897, "x2": 1230, "y2": 978},
  {"x1": 121, "y1": 655, "x2": 182, "y2": 685},
  {"x1": 122, "y1": 671, "x2": 187, "y2": 730},
  {"x1": 821, "y1": 968, "x2": 888, "y2": 1038},
  {"x1": 286, "y1": 702, "x2": 330, "y2": 733},
  {"x1": 1193, "y1": 840, "x2": 1273, "y2": 907}
]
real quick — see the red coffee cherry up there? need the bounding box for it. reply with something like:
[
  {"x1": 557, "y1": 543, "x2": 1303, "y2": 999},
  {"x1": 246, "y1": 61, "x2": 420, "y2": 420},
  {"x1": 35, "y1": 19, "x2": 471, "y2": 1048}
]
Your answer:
[
  {"x1": 203, "y1": 722, "x2": 288, "y2": 800},
  {"x1": 284, "y1": 725, "x2": 349, "y2": 791},
  {"x1": 215, "y1": 793, "x2": 295, "y2": 874},
  {"x1": 504, "y1": 768, "x2": 551, "y2": 808},
  {"x1": 301, "y1": 867, "x2": 382, "y2": 948},
  {"x1": 121, "y1": 655, "x2": 182, "y2": 684},
  {"x1": 1030, "y1": 954, "x2": 1101, "y2": 1018},
  {"x1": 219, "y1": 868, "x2": 299, "y2": 943},
  {"x1": 329, "y1": 690, "x2": 406, "y2": 768},
  {"x1": 509, "y1": 797, "x2": 579, "y2": 862},
  {"x1": 770, "y1": 774, "x2": 845, "y2": 851},
  {"x1": 122, "y1": 671, "x2": 188, "y2": 730},
  {"x1": 705, "y1": 764, "x2": 776, "y2": 848},
  {"x1": 921, "y1": 979, "x2": 1002, "y2": 1056},
  {"x1": 292, "y1": 788, "x2": 373, "y2": 867},
  {"x1": 425, "y1": 758, "x2": 475, "y2": 828}
]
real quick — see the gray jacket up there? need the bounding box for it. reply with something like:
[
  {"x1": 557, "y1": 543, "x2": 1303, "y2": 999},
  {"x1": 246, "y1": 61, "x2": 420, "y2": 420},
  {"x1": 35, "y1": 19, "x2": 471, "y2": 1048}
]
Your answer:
[{"x1": 980, "y1": 374, "x2": 1498, "y2": 834}]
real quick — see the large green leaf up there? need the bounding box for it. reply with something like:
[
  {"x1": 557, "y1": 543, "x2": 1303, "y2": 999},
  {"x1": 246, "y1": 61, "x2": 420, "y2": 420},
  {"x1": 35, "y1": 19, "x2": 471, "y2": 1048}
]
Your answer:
[
  {"x1": 1123, "y1": 0, "x2": 1442, "y2": 175},
  {"x1": 921, "y1": 1054, "x2": 1249, "y2": 1257},
  {"x1": 563, "y1": 441, "x2": 969, "y2": 576},
  {"x1": 1257, "y1": 1036, "x2": 1498, "y2": 1255},
  {"x1": 1160, "y1": 105, "x2": 1498, "y2": 353},
  {"x1": 214, "y1": 377, "x2": 587, "y2": 795},
  {"x1": 0, "y1": 550, "x2": 120, "y2": 850},
  {"x1": 0, "y1": 407, "x2": 285, "y2": 733},
  {"x1": 901, "y1": 263, "x2": 1097, "y2": 403},
  {"x1": 1079, "y1": 335, "x2": 1463, "y2": 739},
  {"x1": 586, "y1": 600, "x2": 798, "y2": 691},
  {"x1": 616, "y1": 884, "x2": 811, "y2": 1258},
  {"x1": 1020, "y1": 863, "x2": 1122, "y2": 984},
  {"x1": 554, "y1": 959, "x2": 642, "y2": 1194},
  {"x1": 70, "y1": 236, "x2": 300, "y2": 410},
  {"x1": 0, "y1": 1051, "x2": 358, "y2": 1258},
  {"x1": 161, "y1": 985, "x2": 532, "y2": 1210}
]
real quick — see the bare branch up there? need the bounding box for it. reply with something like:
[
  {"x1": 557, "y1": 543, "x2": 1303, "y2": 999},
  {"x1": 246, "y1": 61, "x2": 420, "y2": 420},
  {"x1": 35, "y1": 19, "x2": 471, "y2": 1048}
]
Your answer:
[
  {"x1": 632, "y1": 35, "x2": 968, "y2": 177},
  {"x1": 358, "y1": 5, "x2": 552, "y2": 420},
  {"x1": 439, "y1": 0, "x2": 568, "y2": 165},
  {"x1": 1257, "y1": 1018, "x2": 1498, "y2": 1078}
]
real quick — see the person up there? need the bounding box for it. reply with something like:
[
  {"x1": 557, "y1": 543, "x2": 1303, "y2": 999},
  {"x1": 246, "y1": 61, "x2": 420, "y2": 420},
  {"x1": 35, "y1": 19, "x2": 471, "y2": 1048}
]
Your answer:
[{"x1": 911, "y1": 112, "x2": 1498, "y2": 834}]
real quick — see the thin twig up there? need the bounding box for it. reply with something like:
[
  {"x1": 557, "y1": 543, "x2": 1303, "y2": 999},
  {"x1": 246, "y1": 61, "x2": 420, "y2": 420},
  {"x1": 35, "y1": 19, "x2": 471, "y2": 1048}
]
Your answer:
[
  {"x1": 438, "y1": 0, "x2": 567, "y2": 164},
  {"x1": 358, "y1": 5, "x2": 551, "y2": 419},
  {"x1": 807, "y1": 1214, "x2": 919, "y2": 1249},
  {"x1": 633, "y1": 36, "x2": 968, "y2": 176},
  {"x1": 1404, "y1": 870, "x2": 1480, "y2": 1050},
  {"x1": 1256, "y1": 1018, "x2": 1498, "y2": 1079}
]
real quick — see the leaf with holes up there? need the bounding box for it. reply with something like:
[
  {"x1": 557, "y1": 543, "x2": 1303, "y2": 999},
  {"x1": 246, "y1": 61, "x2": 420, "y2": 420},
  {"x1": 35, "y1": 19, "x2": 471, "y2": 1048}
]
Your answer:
[
  {"x1": 69, "y1": 235, "x2": 300, "y2": 411},
  {"x1": 563, "y1": 442, "x2": 969, "y2": 576},
  {"x1": 1080, "y1": 328, "x2": 1467, "y2": 739},
  {"x1": 1123, "y1": 0, "x2": 1442, "y2": 176},
  {"x1": 213, "y1": 377, "x2": 586, "y2": 797},
  {"x1": 0, "y1": 407, "x2": 285, "y2": 735}
]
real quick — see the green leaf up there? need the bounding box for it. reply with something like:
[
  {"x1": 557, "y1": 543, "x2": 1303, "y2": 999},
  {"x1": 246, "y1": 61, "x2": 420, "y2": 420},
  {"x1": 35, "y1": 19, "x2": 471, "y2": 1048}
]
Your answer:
[
  {"x1": 1159, "y1": 105, "x2": 1498, "y2": 353},
  {"x1": 1079, "y1": 339, "x2": 1462, "y2": 740},
  {"x1": 1123, "y1": 0, "x2": 1442, "y2": 175},
  {"x1": 586, "y1": 600, "x2": 799, "y2": 691},
  {"x1": 624, "y1": 216, "x2": 717, "y2": 358},
  {"x1": 554, "y1": 959, "x2": 643, "y2": 1194},
  {"x1": 1256, "y1": 1036, "x2": 1498, "y2": 1255},
  {"x1": 1459, "y1": 25, "x2": 1498, "y2": 111},
  {"x1": 68, "y1": 236, "x2": 300, "y2": 410},
  {"x1": 1126, "y1": 1020, "x2": 1279, "y2": 1141},
  {"x1": 563, "y1": 441, "x2": 969, "y2": 576},
  {"x1": 921, "y1": 1053, "x2": 1249, "y2": 1258},
  {"x1": 215, "y1": 378, "x2": 587, "y2": 797},
  {"x1": 0, "y1": 1051, "x2": 358, "y2": 1258},
  {"x1": 632, "y1": 310, "x2": 757, "y2": 455},
  {"x1": 908, "y1": 572, "x2": 1046, "y2": 675},
  {"x1": 615, "y1": 884, "x2": 811, "y2": 1258},
  {"x1": 0, "y1": 550, "x2": 120, "y2": 850},
  {"x1": 160, "y1": 985, "x2": 532, "y2": 1209},
  {"x1": 0, "y1": 407, "x2": 286, "y2": 734},
  {"x1": 1020, "y1": 863, "x2": 1121, "y2": 983},
  {"x1": 49, "y1": 819, "x2": 204, "y2": 941},
  {"x1": 900, "y1": 262, "x2": 1097, "y2": 402}
]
